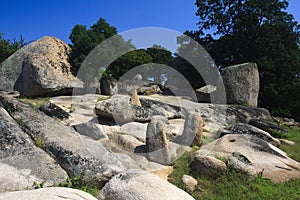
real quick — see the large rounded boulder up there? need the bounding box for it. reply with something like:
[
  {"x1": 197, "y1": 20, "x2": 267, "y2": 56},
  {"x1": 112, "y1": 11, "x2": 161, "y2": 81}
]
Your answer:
[{"x1": 0, "y1": 36, "x2": 83, "y2": 97}]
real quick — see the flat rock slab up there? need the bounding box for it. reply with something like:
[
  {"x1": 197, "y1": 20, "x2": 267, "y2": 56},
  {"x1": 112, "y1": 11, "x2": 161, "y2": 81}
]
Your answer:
[
  {"x1": 0, "y1": 187, "x2": 97, "y2": 200},
  {"x1": 0, "y1": 107, "x2": 68, "y2": 192},
  {"x1": 121, "y1": 122, "x2": 147, "y2": 142},
  {"x1": 95, "y1": 94, "x2": 270, "y2": 132},
  {"x1": 197, "y1": 134, "x2": 300, "y2": 183},
  {"x1": 0, "y1": 92, "x2": 124, "y2": 187},
  {"x1": 99, "y1": 170, "x2": 195, "y2": 200},
  {"x1": 50, "y1": 94, "x2": 108, "y2": 125},
  {"x1": 220, "y1": 123, "x2": 281, "y2": 146}
]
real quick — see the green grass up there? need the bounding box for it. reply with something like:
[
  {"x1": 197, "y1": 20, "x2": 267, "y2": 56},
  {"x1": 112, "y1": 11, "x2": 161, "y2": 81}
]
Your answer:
[
  {"x1": 18, "y1": 97, "x2": 50, "y2": 109},
  {"x1": 34, "y1": 135, "x2": 44, "y2": 148},
  {"x1": 59, "y1": 172, "x2": 101, "y2": 197},
  {"x1": 96, "y1": 96, "x2": 110, "y2": 102},
  {"x1": 169, "y1": 127, "x2": 300, "y2": 200},
  {"x1": 279, "y1": 127, "x2": 300, "y2": 162}
]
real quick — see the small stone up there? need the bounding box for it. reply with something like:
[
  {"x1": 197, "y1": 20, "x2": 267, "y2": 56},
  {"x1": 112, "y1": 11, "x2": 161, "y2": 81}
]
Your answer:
[
  {"x1": 182, "y1": 175, "x2": 198, "y2": 192},
  {"x1": 191, "y1": 155, "x2": 227, "y2": 179},
  {"x1": 131, "y1": 89, "x2": 142, "y2": 106}
]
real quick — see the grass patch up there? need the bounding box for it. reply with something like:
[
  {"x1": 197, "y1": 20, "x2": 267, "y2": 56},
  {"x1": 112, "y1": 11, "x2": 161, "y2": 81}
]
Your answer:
[
  {"x1": 169, "y1": 129, "x2": 300, "y2": 199},
  {"x1": 18, "y1": 97, "x2": 50, "y2": 109},
  {"x1": 279, "y1": 127, "x2": 300, "y2": 162},
  {"x1": 15, "y1": 117, "x2": 24, "y2": 126},
  {"x1": 59, "y1": 172, "x2": 100, "y2": 197},
  {"x1": 34, "y1": 135, "x2": 44, "y2": 148},
  {"x1": 96, "y1": 96, "x2": 110, "y2": 102}
]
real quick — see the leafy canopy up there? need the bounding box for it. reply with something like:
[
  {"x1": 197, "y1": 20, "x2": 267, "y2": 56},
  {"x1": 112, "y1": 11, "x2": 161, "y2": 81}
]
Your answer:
[
  {"x1": 188, "y1": 0, "x2": 300, "y2": 120},
  {"x1": 0, "y1": 33, "x2": 24, "y2": 64}
]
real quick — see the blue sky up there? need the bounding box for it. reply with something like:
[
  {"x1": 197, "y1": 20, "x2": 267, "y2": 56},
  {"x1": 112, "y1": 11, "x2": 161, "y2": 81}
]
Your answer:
[{"x1": 0, "y1": 0, "x2": 299, "y2": 45}]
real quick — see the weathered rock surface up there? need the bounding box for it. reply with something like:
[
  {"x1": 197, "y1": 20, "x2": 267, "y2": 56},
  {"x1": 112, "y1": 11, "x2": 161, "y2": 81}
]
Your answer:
[
  {"x1": 146, "y1": 117, "x2": 171, "y2": 165},
  {"x1": 95, "y1": 94, "x2": 269, "y2": 132},
  {"x1": 0, "y1": 107, "x2": 68, "y2": 192},
  {"x1": 221, "y1": 62, "x2": 259, "y2": 107},
  {"x1": 39, "y1": 102, "x2": 70, "y2": 120},
  {"x1": 50, "y1": 94, "x2": 107, "y2": 125},
  {"x1": 108, "y1": 133, "x2": 144, "y2": 152},
  {"x1": 140, "y1": 95, "x2": 270, "y2": 130},
  {"x1": 197, "y1": 134, "x2": 300, "y2": 182},
  {"x1": 100, "y1": 77, "x2": 117, "y2": 95},
  {"x1": 95, "y1": 95, "x2": 151, "y2": 123},
  {"x1": 0, "y1": 187, "x2": 97, "y2": 200},
  {"x1": 0, "y1": 92, "x2": 124, "y2": 187},
  {"x1": 191, "y1": 155, "x2": 227, "y2": 179},
  {"x1": 73, "y1": 122, "x2": 109, "y2": 140},
  {"x1": 175, "y1": 112, "x2": 203, "y2": 146},
  {"x1": 121, "y1": 122, "x2": 147, "y2": 142},
  {"x1": 196, "y1": 84, "x2": 217, "y2": 103},
  {"x1": 94, "y1": 95, "x2": 184, "y2": 123},
  {"x1": 131, "y1": 89, "x2": 142, "y2": 106},
  {"x1": 220, "y1": 123, "x2": 281, "y2": 146},
  {"x1": 118, "y1": 78, "x2": 161, "y2": 95},
  {"x1": 99, "y1": 170, "x2": 195, "y2": 200},
  {"x1": 0, "y1": 36, "x2": 83, "y2": 97},
  {"x1": 248, "y1": 118, "x2": 288, "y2": 134},
  {"x1": 279, "y1": 139, "x2": 295, "y2": 146},
  {"x1": 182, "y1": 175, "x2": 198, "y2": 192}
]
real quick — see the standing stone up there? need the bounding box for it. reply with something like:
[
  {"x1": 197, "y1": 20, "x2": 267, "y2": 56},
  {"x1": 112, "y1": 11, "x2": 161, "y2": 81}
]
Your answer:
[
  {"x1": 146, "y1": 117, "x2": 171, "y2": 165},
  {"x1": 0, "y1": 36, "x2": 83, "y2": 97},
  {"x1": 176, "y1": 112, "x2": 203, "y2": 146},
  {"x1": 131, "y1": 89, "x2": 142, "y2": 106},
  {"x1": 100, "y1": 77, "x2": 117, "y2": 95},
  {"x1": 196, "y1": 85, "x2": 217, "y2": 103},
  {"x1": 221, "y1": 62, "x2": 259, "y2": 107}
]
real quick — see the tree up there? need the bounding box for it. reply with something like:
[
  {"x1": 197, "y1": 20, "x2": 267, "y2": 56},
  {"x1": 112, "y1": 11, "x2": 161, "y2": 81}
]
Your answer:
[
  {"x1": 0, "y1": 33, "x2": 24, "y2": 63},
  {"x1": 189, "y1": 0, "x2": 300, "y2": 119},
  {"x1": 146, "y1": 44, "x2": 174, "y2": 84},
  {"x1": 69, "y1": 18, "x2": 118, "y2": 75},
  {"x1": 106, "y1": 49, "x2": 153, "y2": 79}
]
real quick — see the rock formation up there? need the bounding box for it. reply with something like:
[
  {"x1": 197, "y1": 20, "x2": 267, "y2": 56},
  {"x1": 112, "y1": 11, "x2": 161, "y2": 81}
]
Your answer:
[
  {"x1": 146, "y1": 117, "x2": 171, "y2": 165},
  {"x1": 99, "y1": 170, "x2": 195, "y2": 200},
  {"x1": 221, "y1": 62, "x2": 259, "y2": 107},
  {"x1": 0, "y1": 36, "x2": 83, "y2": 97},
  {"x1": 196, "y1": 134, "x2": 300, "y2": 182},
  {"x1": 0, "y1": 107, "x2": 68, "y2": 192},
  {"x1": 175, "y1": 111, "x2": 203, "y2": 146}
]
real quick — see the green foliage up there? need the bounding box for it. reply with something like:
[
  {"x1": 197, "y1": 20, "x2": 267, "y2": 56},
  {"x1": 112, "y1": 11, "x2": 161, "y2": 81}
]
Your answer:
[
  {"x1": 33, "y1": 181, "x2": 44, "y2": 189},
  {"x1": 0, "y1": 33, "x2": 24, "y2": 63},
  {"x1": 107, "y1": 49, "x2": 153, "y2": 79},
  {"x1": 18, "y1": 97, "x2": 50, "y2": 109},
  {"x1": 280, "y1": 127, "x2": 300, "y2": 162},
  {"x1": 189, "y1": 0, "x2": 300, "y2": 121},
  {"x1": 15, "y1": 118, "x2": 24, "y2": 126},
  {"x1": 146, "y1": 44, "x2": 174, "y2": 84},
  {"x1": 69, "y1": 18, "x2": 119, "y2": 75},
  {"x1": 96, "y1": 96, "x2": 110, "y2": 102},
  {"x1": 168, "y1": 151, "x2": 194, "y2": 189},
  {"x1": 59, "y1": 172, "x2": 100, "y2": 197},
  {"x1": 34, "y1": 135, "x2": 44, "y2": 148}
]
